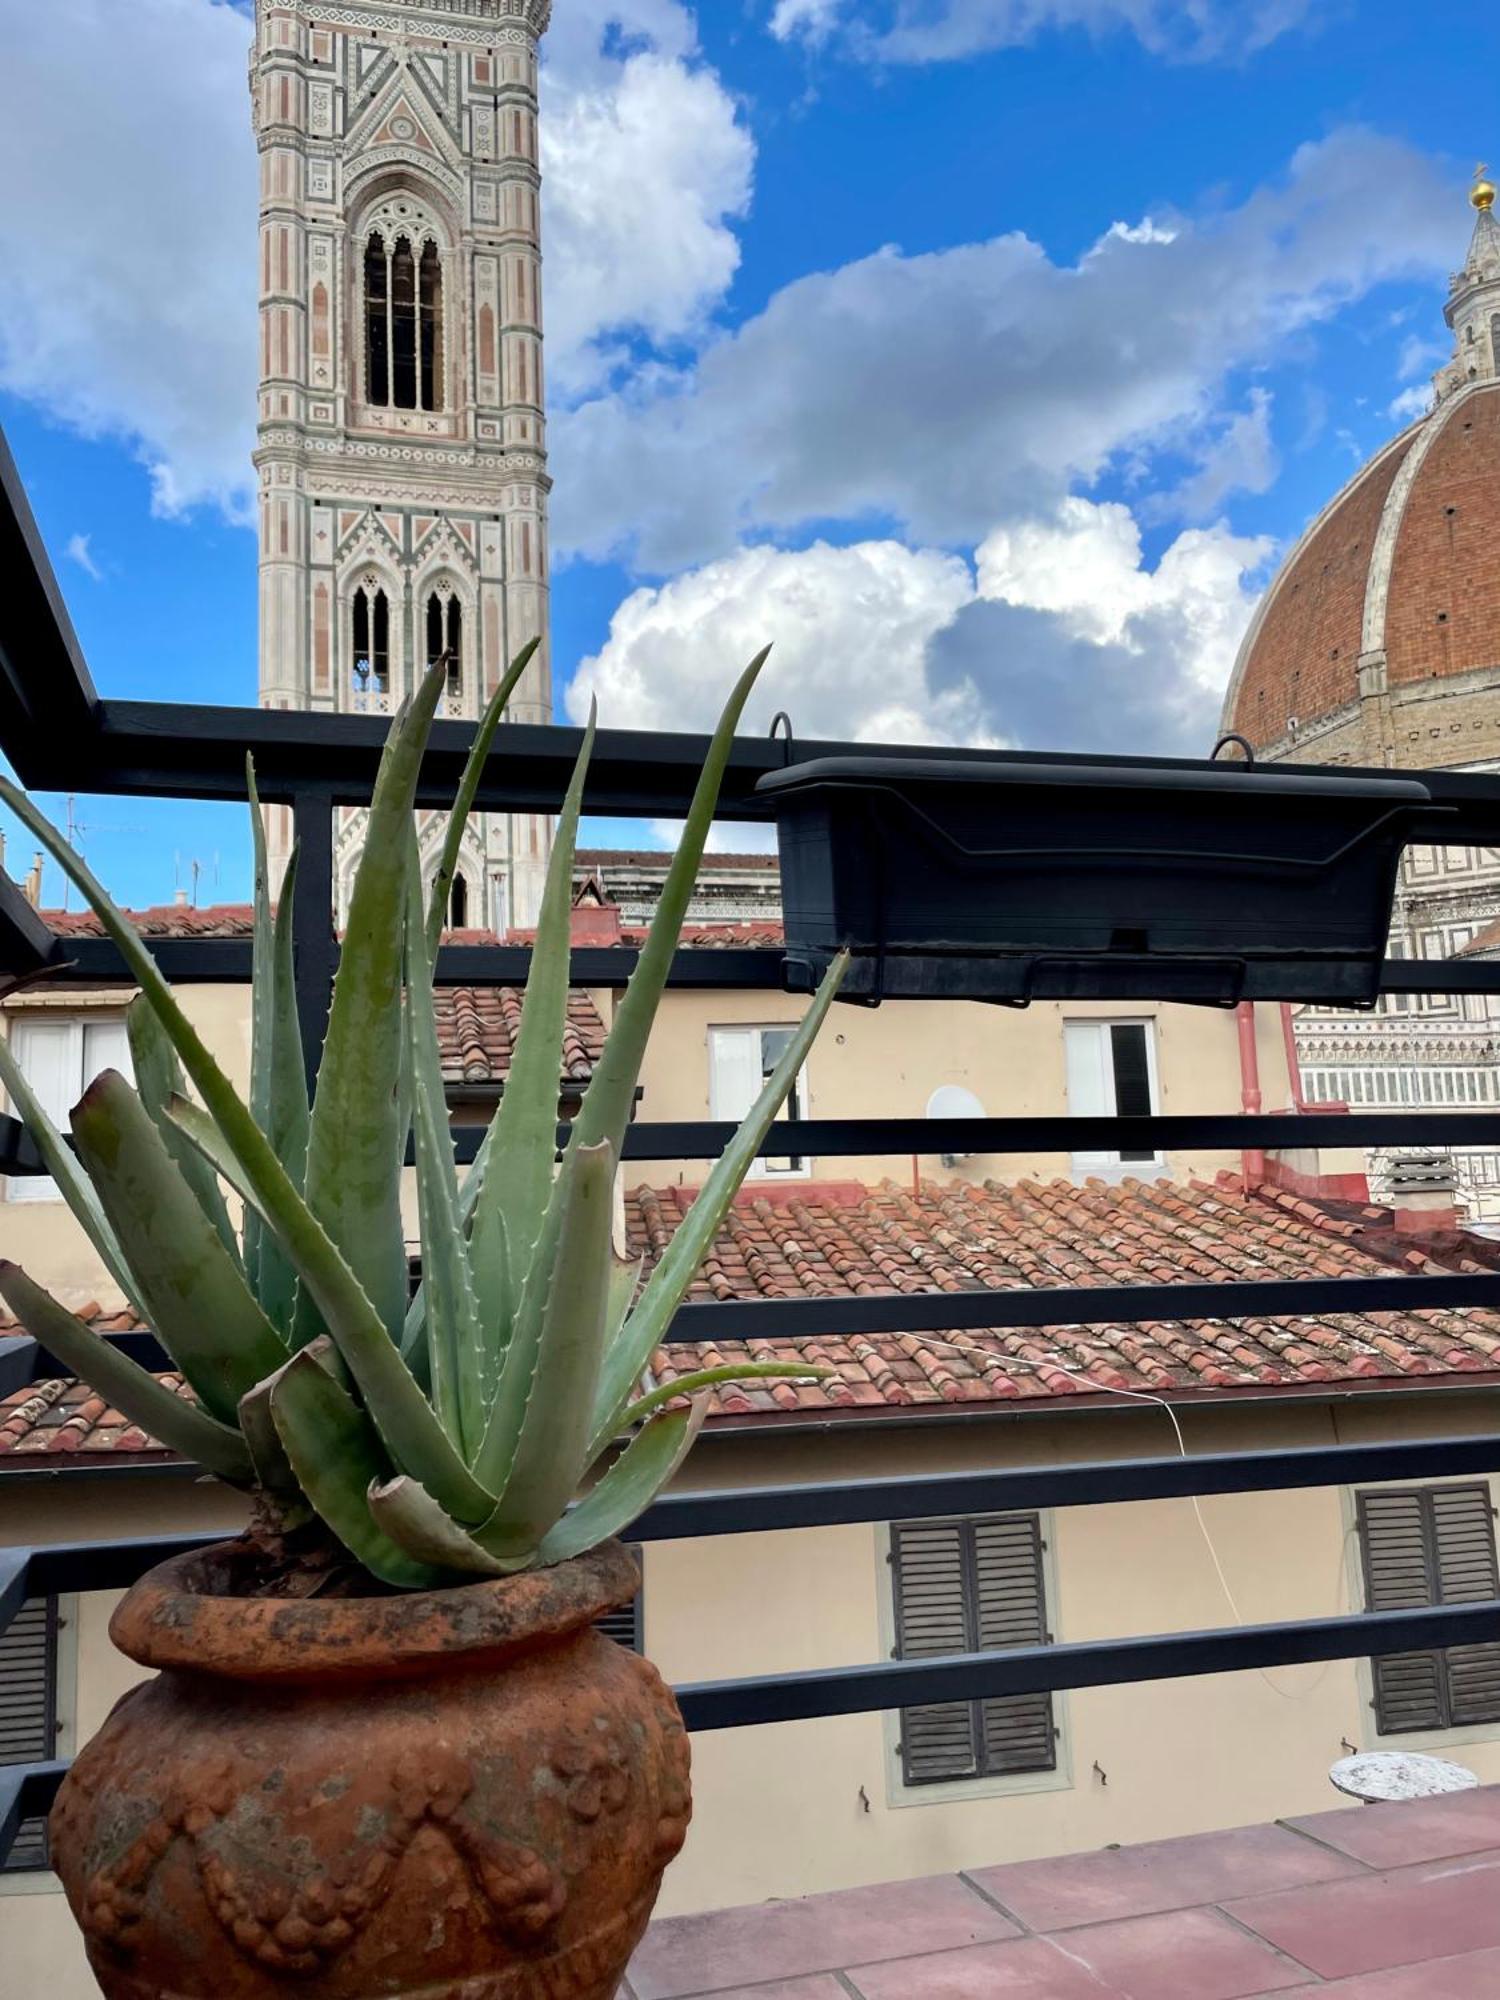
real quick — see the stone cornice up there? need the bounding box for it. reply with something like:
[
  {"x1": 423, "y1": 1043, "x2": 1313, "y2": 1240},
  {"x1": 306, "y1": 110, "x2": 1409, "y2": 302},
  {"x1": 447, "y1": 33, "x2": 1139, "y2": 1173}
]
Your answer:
[{"x1": 304, "y1": 1, "x2": 550, "y2": 40}]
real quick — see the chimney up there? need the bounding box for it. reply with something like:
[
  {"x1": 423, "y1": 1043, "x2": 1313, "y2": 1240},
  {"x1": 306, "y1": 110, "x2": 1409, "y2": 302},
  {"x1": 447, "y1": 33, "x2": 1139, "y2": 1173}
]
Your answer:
[
  {"x1": 1387, "y1": 1152, "x2": 1462, "y2": 1236},
  {"x1": 174, "y1": 887, "x2": 190, "y2": 908},
  {"x1": 23, "y1": 853, "x2": 43, "y2": 908},
  {"x1": 568, "y1": 873, "x2": 622, "y2": 947}
]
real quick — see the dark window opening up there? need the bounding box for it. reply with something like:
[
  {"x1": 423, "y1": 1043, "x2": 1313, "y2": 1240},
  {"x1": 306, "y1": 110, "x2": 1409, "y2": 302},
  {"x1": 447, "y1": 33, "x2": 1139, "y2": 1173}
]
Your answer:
[
  {"x1": 449, "y1": 874, "x2": 468, "y2": 929},
  {"x1": 891, "y1": 1516, "x2": 1055, "y2": 1787},
  {"x1": 425, "y1": 593, "x2": 463, "y2": 690},
  {"x1": 419, "y1": 240, "x2": 443, "y2": 412},
  {"x1": 1358, "y1": 1484, "x2": 1500, "y2": 1735},
  {"x1": 352, "y1": 587, "x2": 390, "y2": 692},
  {"x1": 1110, "y1": 1023, "x2": 1154, "y2": 1160},
  {"x1": 1, "y1": 1595, "x2": 61, "y2": 1873},
  {"x1": 391, "y1": 236, "x2": 418, "y2": 410},
  {"x1": 365, "y1": 233, "x2": 389, "y2": 406}
]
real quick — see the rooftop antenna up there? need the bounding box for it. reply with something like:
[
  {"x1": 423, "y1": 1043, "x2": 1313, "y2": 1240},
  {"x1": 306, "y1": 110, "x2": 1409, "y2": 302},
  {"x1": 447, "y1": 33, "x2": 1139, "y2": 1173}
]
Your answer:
[{"x1": 925, "y1": 1084, "x2": 988, "y2": 1170}]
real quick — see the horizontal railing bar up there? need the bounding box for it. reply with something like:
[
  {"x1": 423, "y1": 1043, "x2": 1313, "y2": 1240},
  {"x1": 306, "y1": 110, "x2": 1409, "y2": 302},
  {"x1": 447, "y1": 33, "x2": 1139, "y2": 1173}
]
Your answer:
[
  {"x1": 0, "y1": 1759, "x2": 66, "y2": 1869},
  {"x1": 12, "y1": 1269, "x2": 1500, "y2": 1393},
  {"x1": 9, "y1": 1430, "x2": 1500, "y2": 1614},
  {"x1": 35, "y1": 931, "x2": 1500, "y2": 1000},
  {"x1": 661, "y1": 1269, "x2": 1500, "y2": 1341},
  {"x1": 675, "y1": 1598, "x2": 1500, "y2": 1731},
  {"x1": 15, "y1": 1105, "x2": 1500, "y2": 1182},
  {"x1": 32, "y1": 701, "x2": 1500, "y2": 845}
]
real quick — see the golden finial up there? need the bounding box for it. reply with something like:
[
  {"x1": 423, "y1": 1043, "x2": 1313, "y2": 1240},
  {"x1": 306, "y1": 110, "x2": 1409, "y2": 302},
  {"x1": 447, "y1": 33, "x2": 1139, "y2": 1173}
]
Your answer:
[{"x1": 1472, "y1": 162, "x2": 1496, "y2": 212}]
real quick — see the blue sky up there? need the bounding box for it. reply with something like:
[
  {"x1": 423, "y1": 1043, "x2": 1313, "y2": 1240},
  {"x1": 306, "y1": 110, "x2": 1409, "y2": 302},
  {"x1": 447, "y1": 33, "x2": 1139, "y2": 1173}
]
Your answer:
[{"x1": 0, "y1": 0, "x2": 1483, "y2": 903}]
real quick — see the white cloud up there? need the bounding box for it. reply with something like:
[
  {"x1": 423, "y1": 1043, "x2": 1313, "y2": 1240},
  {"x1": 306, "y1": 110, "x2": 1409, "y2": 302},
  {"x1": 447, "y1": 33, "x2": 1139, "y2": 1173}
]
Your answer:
[
  {"x1": 541, "y1": 25, "x2": 754, "y2": 397},
  {"x1": 64, "y1": 533, "x2": 103, "y2": 582},
  {"x1": 0, "y1": 0, "x2": 750, "y2": 513},
  {"x1": 569, "y1": 500, "x2": 1269, "y2": 771},
  {"x1": 936, "y1": 499, "x2": 1274, "y2": 756},
  {"x1": 552, "y1": 129, "x2": 1455, "y2": 572},
  {"x1": 770, "y1": 0, "x2": 1319, "y2": 62},
  {"x1": 0, "y1": 0, "x2": 259, "y2": 518},
  {"x1": 1163, "y1": 387, "x2": 1279, "y2": 520},
  {"x1": 566, "y1": 538, "x2": 979, "y2": 749},
  {"x1": 1389, "y1": 383, "x2": 1432, "y2": 422}
]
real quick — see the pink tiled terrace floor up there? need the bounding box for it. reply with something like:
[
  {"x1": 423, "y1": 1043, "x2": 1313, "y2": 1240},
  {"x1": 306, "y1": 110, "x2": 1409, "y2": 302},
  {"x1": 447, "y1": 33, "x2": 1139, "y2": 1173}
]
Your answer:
[{"x1": 622, "y1": 1786, "x2": 1500, "y2": 1998}]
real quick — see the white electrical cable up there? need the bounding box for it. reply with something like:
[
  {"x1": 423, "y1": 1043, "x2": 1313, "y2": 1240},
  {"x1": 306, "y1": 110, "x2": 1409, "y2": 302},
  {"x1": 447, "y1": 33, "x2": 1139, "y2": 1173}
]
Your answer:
[{"x1": 876, "y1": 1325, "x2": 1346, "y2": 1701}]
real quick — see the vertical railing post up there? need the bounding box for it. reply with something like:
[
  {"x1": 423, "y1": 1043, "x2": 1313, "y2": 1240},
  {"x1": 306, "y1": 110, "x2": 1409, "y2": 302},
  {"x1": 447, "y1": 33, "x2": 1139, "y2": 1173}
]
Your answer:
[{"x1": 292, "y1": 787, "x2": 337, "y2": 1092}]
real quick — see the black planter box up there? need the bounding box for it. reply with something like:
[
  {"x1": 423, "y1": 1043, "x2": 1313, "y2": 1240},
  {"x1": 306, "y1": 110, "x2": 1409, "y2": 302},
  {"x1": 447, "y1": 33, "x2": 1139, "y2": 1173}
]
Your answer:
[{"x1": 754, "y1": 755, "x2": 1432, "y2": 1006}]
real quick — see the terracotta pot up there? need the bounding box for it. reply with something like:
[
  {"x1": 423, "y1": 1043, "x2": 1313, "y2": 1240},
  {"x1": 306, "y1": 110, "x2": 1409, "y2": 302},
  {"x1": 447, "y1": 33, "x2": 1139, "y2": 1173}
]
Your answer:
[{"x1": 50, "y1": 1539, "x2": 690, "y2": 2000}]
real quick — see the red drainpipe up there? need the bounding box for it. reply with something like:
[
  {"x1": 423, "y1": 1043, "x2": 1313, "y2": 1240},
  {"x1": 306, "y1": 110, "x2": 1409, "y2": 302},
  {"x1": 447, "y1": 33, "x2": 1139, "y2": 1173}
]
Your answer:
[
  {"x1": 1236, "y1": 1001, "x2": 1266, "y2": 1190},
  {"x1": 1280, "y1": 1000, "x2": 1309, "y2": 1113}
]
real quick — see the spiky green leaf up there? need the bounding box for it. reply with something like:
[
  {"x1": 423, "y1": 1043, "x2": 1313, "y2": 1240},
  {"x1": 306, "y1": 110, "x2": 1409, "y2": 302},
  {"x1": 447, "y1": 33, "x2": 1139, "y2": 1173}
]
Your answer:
[
  {"x1": 71, "y1": 1071, "x2": 287, "y2": 1425},
  {"x1": 426, "y1": 636, "x2": 540, "y2": 961},
  {"x1": 571, "y1": 648, "x2": 768, "y2": 1167},
  {"x1": 0, "y1": 1262, "x2": 253, "y2": 1482},
  {"x1": 475, "y1": 1138, "x2": 616, "y2": 1529},
  {"x1": 538, "y1": 1399, "x2": 708, "y2": 1567},
  {"x1": 469, "y1": 699, "x2": 596, "y2": 1340},
  {"x1": 163, "y1": 1091, "x2": 499, "y2": 1525},
  {"x1": 0, "y1": 1032, "x2": 141, "y2": 1317},
  {"x1": 127, "y1": 996, "x2": 239, "y2": 1265},
  {"x1": 368, "y1": 1475, "x2": 535, "y2": 1577},
  {"x1": 404, "y1": 836, "x2": 483, "y2": 1455},
  {"x1": 590, "y1": 951, "x2": 848, "y2": 1454},
  {"x1": 615, "y1": 1362, "x2": 834, "y2": 1431},
  {"x1": 268, "y1": 1343, "x2": 444, "y2": 1589},
  {"x1": 296, "y1": 661, "x2": 448, "y2": 1345}
]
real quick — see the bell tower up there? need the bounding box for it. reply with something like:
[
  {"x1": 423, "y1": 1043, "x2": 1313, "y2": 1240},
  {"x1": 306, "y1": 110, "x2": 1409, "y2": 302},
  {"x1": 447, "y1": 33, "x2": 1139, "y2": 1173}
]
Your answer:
[{"x1": 251, "y1": 0, "x2": 552, "y2": 931}]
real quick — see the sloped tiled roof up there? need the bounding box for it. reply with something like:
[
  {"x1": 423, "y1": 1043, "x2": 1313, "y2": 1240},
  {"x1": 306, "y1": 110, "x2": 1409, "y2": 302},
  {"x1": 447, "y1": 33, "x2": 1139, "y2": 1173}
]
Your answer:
[
  {"x1": 630, "y1": 1175, "x2": 1500, "y2": 1420},
  {"x1": 8, "y1": 1175, "x2": 1500, "y2": 1465},
  {"x1": 45, "y1": 903, "x2": 255, "y2": 939},
  {"x1": 435, "y1": 986, "x2": 605, "y2": 1088}
]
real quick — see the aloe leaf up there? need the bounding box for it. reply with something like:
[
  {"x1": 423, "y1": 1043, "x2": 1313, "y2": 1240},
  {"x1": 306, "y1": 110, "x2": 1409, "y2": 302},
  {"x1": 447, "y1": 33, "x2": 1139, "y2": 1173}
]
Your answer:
[
  {"x1": 426, "y1": 635, "x2": 541, "y2": 961},
  {"x1": 400, "y1": 1104, "x2": 497, "y2": 1374},
  {"x1": 616, "y1": 1362, "x2": 835, "y2": 1431},
  {"x1": 127, "y1": 995, "x2": 239, "y2": 1266},
  {"x1": 296, "y1": 660, "x2": 449, "y2": 1347},
  {"x1": 71, "y1": 1071, "x2": 288, "y2": 1425},
  {"x1": 237, "y1": 1371, "x2": 313, "y2": 1523},
  {"x1": 590, "y1": 951, "x2": 848, "y2": 1454},
  {"x1": 537, "y1": 1399, "x2": 708, "y2": 1567},
  {"x1": 0, "y1": 1262, "x2": 253, "y2": 1483},
  {"x1": 404, "y1": 837, "x2": 483, "y2": 1455},
  {"x1": 368, "y1": 1475, "x2": 535, "y2": 1577},
  {"x1": 474, "y1": 1137, "x2": 615, "y2": 1526},
  {"x1": 268, "y1": 1343, "x2": 445, "y2": 1589},
  {"x1": 163, "y1": 1091, "x2": 498, "y2": 1525},
  {"x1": 469, "y1": 700, "x2": 597, "y2": 1340},
  {"x1": 255, "y1": 836, "x2": 310, "y2": 1334},
  {"x1": 572, "y1": 649, "x2": 768, "y2": 1167},
  {"x1": 0, "y1": 1032, "x2": 141, "y2": 1317},
  {"x1": 245, "y1": 754, "x2": 276, "y2": 1301}
]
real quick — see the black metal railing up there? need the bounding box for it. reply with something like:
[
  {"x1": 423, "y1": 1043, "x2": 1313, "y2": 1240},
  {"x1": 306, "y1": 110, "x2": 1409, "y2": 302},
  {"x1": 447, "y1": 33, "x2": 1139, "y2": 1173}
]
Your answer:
[{"x1": 3, "y1": 428, "x2": 1500, "y2": 1867}]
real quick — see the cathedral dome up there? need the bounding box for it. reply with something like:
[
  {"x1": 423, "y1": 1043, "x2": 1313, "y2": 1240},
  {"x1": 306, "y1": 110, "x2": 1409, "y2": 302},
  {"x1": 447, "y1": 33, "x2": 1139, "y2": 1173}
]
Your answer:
[{"x1": 1221, "y1": 176, "x2": 1500, "y2": 770}]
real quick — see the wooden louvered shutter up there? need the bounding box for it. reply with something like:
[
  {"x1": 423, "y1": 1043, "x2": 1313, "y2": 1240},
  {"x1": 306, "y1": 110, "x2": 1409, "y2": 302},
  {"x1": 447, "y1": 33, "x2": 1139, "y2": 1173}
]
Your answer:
[
  {"x1": 1431, "y1": 1485, "x2": 1500, "y2": 1727},
  {"x1": 593, "y1": 1553, "x2": 643, "y2": 1653},
  {"x1": 0, "y1": 1596, "x2": 59, "y2": 1872},
  {"x1": 892, "y1": 1520, "x2": 979, "y2": 1784},
  {"x1": 1358, "y1": 1485, "x2": 1500, "y2": 1735},
  {"x1": 972, "y1": 1515, "x2": 1056, "y2": 1774},
  {"x1": 891, "y1": 1517, "x2": 1055, "y2": 1787}
]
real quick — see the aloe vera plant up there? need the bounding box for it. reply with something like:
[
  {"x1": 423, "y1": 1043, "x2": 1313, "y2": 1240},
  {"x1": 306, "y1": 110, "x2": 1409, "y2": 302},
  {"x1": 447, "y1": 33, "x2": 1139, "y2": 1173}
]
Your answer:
[{"x1": 0, "y1": 649, "x2": 846, "y2": 1587}]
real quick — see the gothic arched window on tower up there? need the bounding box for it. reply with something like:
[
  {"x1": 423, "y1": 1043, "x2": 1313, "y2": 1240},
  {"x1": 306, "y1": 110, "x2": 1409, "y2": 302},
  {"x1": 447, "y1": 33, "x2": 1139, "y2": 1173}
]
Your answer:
[
  {"x1": 365, "y1": 233, "x2": 390, "y2": 406},
  {"x1": 351, "y1": 586, "x2": 391, "y2": 694},
  {"x1": 426, "y1": 591, "x2": 463, "y2": 692},
  {"x1": 391, "y1": 237, "x2": 418, "y2": 410},
  {"x1": 419, "y1": 241, "x2": 444, "y2": 412},
  {"x1": 449, "y1": 874, "x2": 469, "y2": 930}
]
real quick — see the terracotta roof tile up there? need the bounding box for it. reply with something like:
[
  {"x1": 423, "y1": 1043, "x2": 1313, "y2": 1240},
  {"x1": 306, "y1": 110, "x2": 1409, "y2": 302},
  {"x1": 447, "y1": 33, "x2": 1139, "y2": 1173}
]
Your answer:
[
  {"x1": 8, "y1": 1176, "x2": 1500, "y2": 1464},
  {"x1": 433, "y1": 986, "x2": 605, "y2": 1088}
]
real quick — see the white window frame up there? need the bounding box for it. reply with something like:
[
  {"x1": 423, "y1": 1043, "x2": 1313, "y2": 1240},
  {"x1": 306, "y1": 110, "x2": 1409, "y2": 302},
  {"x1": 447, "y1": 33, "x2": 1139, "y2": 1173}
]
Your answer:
[
  {"x1": 1062, "y1": 1016, "x2": 1163, "y2": 1181},
  {"x1": 1342, "y1": 1477, "x2": 1500, "y2": 1756},
  {"x1": 874, "y1": 1518, "x2": 1072, "y2": 1808},
  {"x1": 708, "y1": 1024, "x2": 811, "y2": 1179},
  {"x1": 4, "y1": 1014, "x2": 133, "y2": 1203}
]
